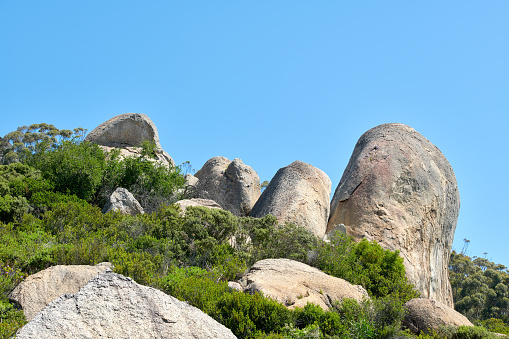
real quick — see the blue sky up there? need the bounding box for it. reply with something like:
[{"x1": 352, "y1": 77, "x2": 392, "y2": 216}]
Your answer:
[{"x1": 1, "y1": 2, "x2": 508, "y2": 265}]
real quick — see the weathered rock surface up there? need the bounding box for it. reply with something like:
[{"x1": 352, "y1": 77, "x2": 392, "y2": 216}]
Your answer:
[
  {"x1": 175, "y1": 198, "x2": 223, "y2": 215},
  {"x1": 403, "y1": 298, "x2": 473, "y2": 334},
  {"x1": 16, "y1": 272, "x2": 237, "y2": 339},
  {"x1": 102, "y1": 187, "x2": 144, "y2": 216},
  {"x1": 9, "y1": 262, "x2": 113, "y2": 321},
  {"x1": 188, "y1": 157, "x2": 261, "y2": 216},
  {"x1": 250, "y1": 161, "x2": 331, "y2": 238},
  {"x1": 327, "y1": 123, "x2": 460, "y2": 307},
  {"x1": 228, "y1": 281, "x2": 243, "y2": 292},
  {"x1": 85, "y1": 113, "x2": 174, "y2": 166},
  {"x1": 241, "y1": 258, "x2": 368, "y2": 310}
]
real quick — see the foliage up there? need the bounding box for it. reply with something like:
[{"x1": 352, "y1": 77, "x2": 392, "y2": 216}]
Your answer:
[
  {"x1": 313, "y1": 231, "x2": 419, "y2": 302},
  {"x1": 477, "y1": 318, "x2": 509, "y2": 335},
  {"x1": 99, "y1": 141, "x2": 186, "y2": 211},
  {"x1": 0, "y1": 300, "x2": 26, "y2": 339},
  {"x1": 28, "y1": 140, "x2": 106, "y2": 201},
  {"x1": 0, "y1": 123, "x2": 84, "y2": 165},
  {"x1": 450, "y1": 251, "x2": 509, "y2": 324}
]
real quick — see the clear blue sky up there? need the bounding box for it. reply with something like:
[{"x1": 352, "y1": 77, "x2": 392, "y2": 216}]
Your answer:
[{"x1": 1, "y1": 2, "x2": 508, "y2": 265}]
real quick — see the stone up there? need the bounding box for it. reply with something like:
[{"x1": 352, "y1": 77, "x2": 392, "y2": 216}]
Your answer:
[
  {"x1": 85, "y1": 113, "x2": 174, "y2": 166},
  {"x1": 250, "y1": 161, "x2": 331, "y2": 238},
  {"x1": 403, "y1": 298, "x2": 473, "y2": 334},
  {"x1": 228, "y1": 281, "x2": 243, "y2": 292},
  {"x1": 175, "y1": 198, "x2": 223, "y2": 215},
  {"x1": 15, "y1": 272, "x2": 237, "y2": 339},
  {"x1": 189, "y1": 157, "x2": 261, "y2": 217},
  {"x1": 102, "y1": 187, "x2": 144, "y2": 216},
  {"x1": 241, "y1": 258, "x2": 368, "y2": 310},
  {"x1": 9, "y1": 262, "x2": 113, "y2": 321},
  {"x1": 327, "y1": 123, "x2": 460, "y2": 307},
  {"x1": 184, "y1": 173, "x2": 199, "y2": 187},
  {"x1": 323, "y1": 224, "x2": 346, "y2": 242}
]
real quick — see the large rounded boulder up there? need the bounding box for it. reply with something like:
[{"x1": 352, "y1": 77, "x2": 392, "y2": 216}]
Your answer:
[
  {"x1": 250, "y1": 161, "x2": 331, "y2": 238},
  {"x1": 15, "y1": 272, "x2": 237, "y2": 339},
  {"x1": 187, "y1": 156, "x2": 261, "y2": 217},
  {"x1": 327, "y1": 123, "x2": 460, "y2": 307},
  {"x1": 85, "y1": 113, "x2": 174, "y2": 166},
  {"x1": 240, "y1": 258, "x2": 368, "y2": 310}
]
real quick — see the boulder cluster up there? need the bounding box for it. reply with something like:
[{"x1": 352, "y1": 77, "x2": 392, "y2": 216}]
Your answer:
[{"x1": 12, "y1": 113, "x2": 466, "y2": 336}]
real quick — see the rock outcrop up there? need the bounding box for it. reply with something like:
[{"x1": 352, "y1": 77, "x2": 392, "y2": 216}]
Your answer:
[
  {"x1": 102, "y1": 187, "x2": 144, "y2": 216},
  {"x1": 16, "y1": 272, "x2": 237, "y2": 339},
  {"x1": 85, "y1": 113, "x2": 174, "y2": 166},
  {"x1": 250, "y1": 161, "x2": 331, "y2": 238},
  {"x1": 175, "y1": 198, "x2": 223, "y2": 215},
  {"x1": 240, "y1": 258, "x2": 368, "y2": 310},
  {"x1": 187, "y1": 157, "x2": 261, "y2": 216},
  {"x1": 9, "y1": 263, "x2": 113, "y2": 321},
  {"x1": 327, "y1": 123, "x2": 460, "y2": 307},
  {"x1": 403, "y1": 298, "x2": 473, "y2": 334}
]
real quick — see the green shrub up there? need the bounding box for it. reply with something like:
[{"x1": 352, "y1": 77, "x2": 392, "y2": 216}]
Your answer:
[
  {"x1": 314, "y1": 232, "x2": 419, "y2": 302},
  {"x1": 0, "y1": 300, "x2": 26, "y2": 338},
  {"x1": 99, "y1": 141, "x2": 186, "y2": 211},
  {"x1": 213, "y1": 291, "x2": 294, "y2": 339},
  {"x1": 160, "y1": 266, "x2": 230, "y2": 314},
  {"x1": 0, "y1": 195, "x2": 29, "y2": 223},
  {"x1": 478, "y1": 318, "x2": 509, "y2": 335},
  {"x1": 28, "y1": 140, "x2": 106, "y2": 201}
]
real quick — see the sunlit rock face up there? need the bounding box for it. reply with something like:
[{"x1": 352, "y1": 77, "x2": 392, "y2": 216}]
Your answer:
[
  {"x1": 327, "y1": 123, "x2": 460, "y2": 307},
  {"x1": 85, "y1": 113, "x2": 174, "y2": 166}
]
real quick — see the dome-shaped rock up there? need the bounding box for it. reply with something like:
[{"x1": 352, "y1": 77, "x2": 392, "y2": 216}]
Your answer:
[
  {"x1": 250, "y1": 161, "x2": 331, "y2": 238},
  {"x1": 85, "y1": 113, "x2": 174, "y2": 166},
  {"x1": 327, "y1": 123, "x2": 460, "y2": 307}
]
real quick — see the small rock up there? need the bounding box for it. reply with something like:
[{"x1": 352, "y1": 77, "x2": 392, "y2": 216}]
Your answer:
[
  {"x1": 175, "y1": 198, "x2": 223, "y2": 215},
  {"x1": 228, "y1": 282, "x2": 243, "y2": 292},
  {"x1": 403, "y1": 298, "x2": 473, "y2": 334},
  {"x1": 102, "y1": 187, "x2": 144, "y2": 216}
]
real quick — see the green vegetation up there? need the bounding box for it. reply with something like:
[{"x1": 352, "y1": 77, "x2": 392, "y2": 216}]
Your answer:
[
  {"x1": 0, "y1": 123, "x2": 507, "y2": 338},
  {"x1": 449, "y1": 250, "x2": 509, "y2": 336}
]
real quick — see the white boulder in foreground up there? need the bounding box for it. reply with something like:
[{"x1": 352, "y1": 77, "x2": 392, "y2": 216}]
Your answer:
[{"x1": 16, "y1": 272, "x2": 237, "y2": 339}]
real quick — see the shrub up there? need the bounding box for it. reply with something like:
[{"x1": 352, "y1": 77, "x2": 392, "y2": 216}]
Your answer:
[
  {"x1": 314, "y1": 231, "x2": 419, "y2": 302},
  {"x1": 0, "y1": 300, "x2": 26, "y2": 338},
  {"x1": 28, "y1": 140, "x2": 106, "y2": 201},
  {"x1": 159, "y1": 266, "x2": 230, "y2": 314},
  {"x1": 98, "y1": 141, "x2": 186, "y2": 211},
  {"x1": 213, "y1": 291, "x2": 294, "y2": 339}
]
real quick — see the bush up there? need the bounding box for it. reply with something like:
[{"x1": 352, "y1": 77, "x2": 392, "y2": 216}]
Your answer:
[
  {"x1": 0, "y1": 300, "x2": 26, "y2": 338},
  {"x1": 213, "y1": 291, "x2": 294, "y2": 339},
  {"x1": 314, "y1": 231, "x2": 419, "y2": 302},
  {"x1": 159, "y1": 266, "x2": 230, "y2": 314},
  {"x1": 98, "y1": 141, "x2": 186, "y2": 211},
  {"x1": 28, "y1": 140, "x2": 106, "y2": 201}
]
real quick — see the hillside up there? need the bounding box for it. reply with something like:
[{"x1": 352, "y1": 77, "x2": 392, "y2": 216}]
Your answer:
[{"x1": 0, "y1": 116, "x2": 507, "y2": 338}]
